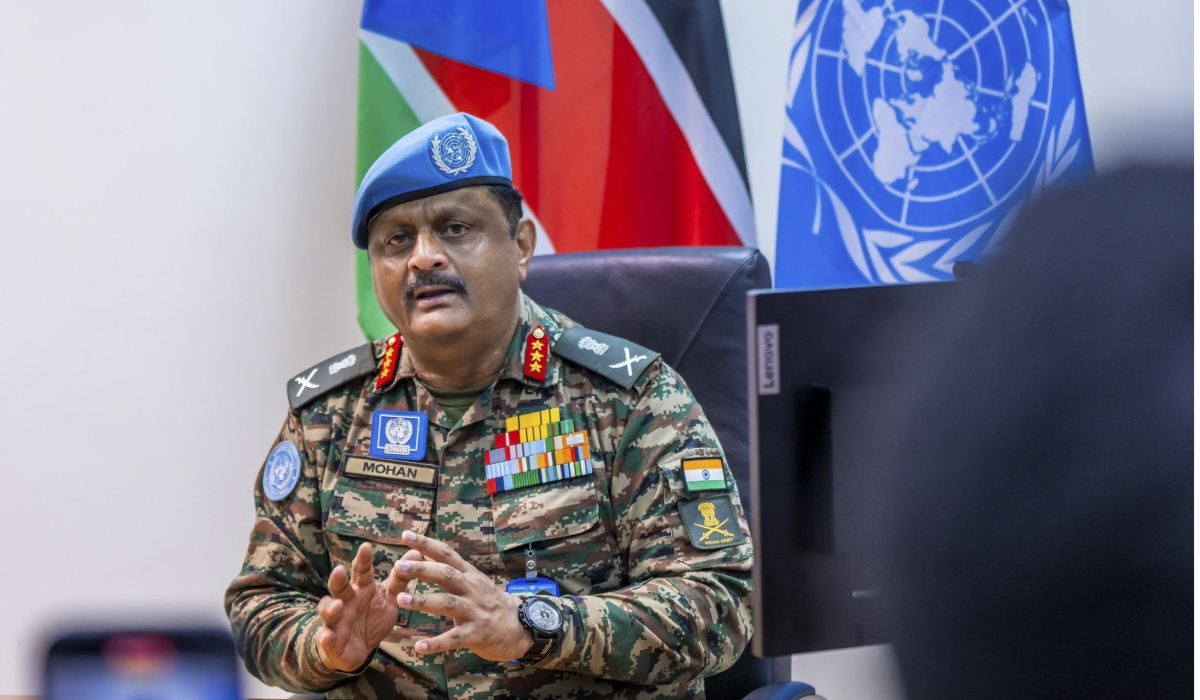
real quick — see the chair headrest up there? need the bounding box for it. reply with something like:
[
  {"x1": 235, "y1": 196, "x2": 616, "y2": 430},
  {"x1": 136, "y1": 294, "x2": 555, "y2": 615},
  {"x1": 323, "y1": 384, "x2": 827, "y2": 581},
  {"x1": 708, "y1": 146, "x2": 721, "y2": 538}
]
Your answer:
[
  {"x1": 523, "y1": 246, "x2": 771, "y2": 519},
  {"x1": 523, "y1": 246, "x2": 770, "y2": 368}
]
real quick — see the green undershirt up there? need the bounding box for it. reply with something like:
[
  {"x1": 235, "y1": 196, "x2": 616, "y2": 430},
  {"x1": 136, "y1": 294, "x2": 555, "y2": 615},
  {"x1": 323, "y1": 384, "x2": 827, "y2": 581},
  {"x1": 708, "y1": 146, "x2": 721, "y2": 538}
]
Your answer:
[{"x1": 425, "y1": 384, "x2": 488, "y2": 425}]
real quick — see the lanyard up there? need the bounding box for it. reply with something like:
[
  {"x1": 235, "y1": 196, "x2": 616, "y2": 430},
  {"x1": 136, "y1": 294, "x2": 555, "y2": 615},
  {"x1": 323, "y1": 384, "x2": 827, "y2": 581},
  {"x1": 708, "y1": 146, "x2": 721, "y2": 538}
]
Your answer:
[{"x1": 524, "y1": 543, "x2": 538, "y2": 581}]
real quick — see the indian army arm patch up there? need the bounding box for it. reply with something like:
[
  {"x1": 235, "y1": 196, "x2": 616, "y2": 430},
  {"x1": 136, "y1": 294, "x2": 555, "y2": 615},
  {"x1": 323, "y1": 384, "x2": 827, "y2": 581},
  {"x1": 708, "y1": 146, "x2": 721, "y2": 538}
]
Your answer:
[
  {"x1": 553, "y1": 326, "x2": 660, "y2": 390},
  {"x1": 287, "y1": 343, "x2": 375, "y2": 410},
  {"x1": 679, "y1": 494, "x2": 745, "y2": 550},
  {"x1": 682, "y1": 457, "x2": 728, "y2": 493},
  {"x1": 343, "y1": 455, "x2": 436, "y2": 488}
]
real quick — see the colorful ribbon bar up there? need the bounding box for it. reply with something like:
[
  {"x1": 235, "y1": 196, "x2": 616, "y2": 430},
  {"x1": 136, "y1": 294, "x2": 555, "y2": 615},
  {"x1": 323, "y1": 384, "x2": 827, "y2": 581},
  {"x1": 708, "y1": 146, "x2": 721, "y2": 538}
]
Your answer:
[
  {"x1": 487, "y1": 407, "x2": 592, "y2": 494},
  {"x1": 492, "y1": 419, "x2": 575, "y2": 450},
  {"x1": 505, "y1": 407, "x2": 561, "y2": 433},
  {"x1": 487, "y1": 459, "x2": 594, "y2": 494},
  {"x1": 485, "y1": 440, "x2": 590, "y2": 480},
  {"x1": 486, "y1": 429, "x2": 587, "y2": 466}
]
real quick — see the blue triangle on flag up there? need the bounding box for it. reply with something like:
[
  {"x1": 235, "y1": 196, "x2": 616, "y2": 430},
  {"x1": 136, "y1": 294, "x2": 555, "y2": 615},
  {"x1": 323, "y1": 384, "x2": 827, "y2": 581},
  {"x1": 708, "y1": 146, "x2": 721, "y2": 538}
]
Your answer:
[{"x1": 361, "y1": 0, "x2": 555, "y2": 91}]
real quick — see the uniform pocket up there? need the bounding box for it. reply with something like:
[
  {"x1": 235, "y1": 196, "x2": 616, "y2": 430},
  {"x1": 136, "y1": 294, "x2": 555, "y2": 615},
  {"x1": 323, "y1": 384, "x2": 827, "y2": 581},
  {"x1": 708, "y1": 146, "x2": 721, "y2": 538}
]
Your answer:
[
  {"x1": 490, "y1": 476, "x2": 600, "y2": 552},
  {"x1": 490, "y1": 474, "x2": 617, "y2": 593},
  {"x1": 324, "y1": 468, "x2": 437, "y2": 628},
  {"x1": 325, "y1": 470, "x2": 435, "y2": 545}
]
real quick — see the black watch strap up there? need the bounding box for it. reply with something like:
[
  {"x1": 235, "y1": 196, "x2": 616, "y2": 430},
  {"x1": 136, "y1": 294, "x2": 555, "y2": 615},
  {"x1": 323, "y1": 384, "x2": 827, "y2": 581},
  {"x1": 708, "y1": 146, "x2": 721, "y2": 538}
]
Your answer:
[{"x1": 520, "y1": 633, "x2": 556, "y2": 663}]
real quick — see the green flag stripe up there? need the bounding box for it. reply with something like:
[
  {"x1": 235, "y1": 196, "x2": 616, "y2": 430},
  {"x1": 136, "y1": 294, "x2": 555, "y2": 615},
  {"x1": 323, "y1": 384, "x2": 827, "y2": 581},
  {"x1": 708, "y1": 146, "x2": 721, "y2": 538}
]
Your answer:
[{"x1": 355, "y1": 40, "x2": 423, "y2": 340}]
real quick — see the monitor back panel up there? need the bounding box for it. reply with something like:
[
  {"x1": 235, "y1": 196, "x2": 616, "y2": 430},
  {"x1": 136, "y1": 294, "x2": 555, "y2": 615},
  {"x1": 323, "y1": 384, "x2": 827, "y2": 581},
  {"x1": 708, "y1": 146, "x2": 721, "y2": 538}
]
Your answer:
[{"x1": 748, "y1": 282, "x2": 959, "y2": 658}]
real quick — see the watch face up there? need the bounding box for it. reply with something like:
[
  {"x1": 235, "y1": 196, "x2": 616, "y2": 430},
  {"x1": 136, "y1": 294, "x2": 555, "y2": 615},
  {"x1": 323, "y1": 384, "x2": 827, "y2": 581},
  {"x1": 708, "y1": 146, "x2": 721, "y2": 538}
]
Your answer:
[{"x1": 526, "y1": 598, "x2": 562, "y2": 632}]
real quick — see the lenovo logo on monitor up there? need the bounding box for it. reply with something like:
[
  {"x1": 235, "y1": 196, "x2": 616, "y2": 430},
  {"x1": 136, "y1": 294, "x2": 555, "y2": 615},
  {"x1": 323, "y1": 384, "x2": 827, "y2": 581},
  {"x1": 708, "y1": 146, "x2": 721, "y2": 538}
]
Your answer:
[{"x1": 756, "y1": 324, "x2": 780, "y2": 396}]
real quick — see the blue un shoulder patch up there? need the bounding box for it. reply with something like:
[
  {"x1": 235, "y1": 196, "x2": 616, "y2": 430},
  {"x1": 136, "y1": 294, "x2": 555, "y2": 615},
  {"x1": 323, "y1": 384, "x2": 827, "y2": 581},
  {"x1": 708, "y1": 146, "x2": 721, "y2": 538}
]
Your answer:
[{"x1": 263, "y1": 441, "x2": 301, "y2": 502}]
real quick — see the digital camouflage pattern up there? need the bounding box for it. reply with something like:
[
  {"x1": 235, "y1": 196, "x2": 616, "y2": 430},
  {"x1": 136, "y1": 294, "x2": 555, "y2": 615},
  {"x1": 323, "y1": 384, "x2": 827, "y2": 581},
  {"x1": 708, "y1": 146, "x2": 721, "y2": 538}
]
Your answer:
[{"x1": 225, "y1": 294, "x2": 754, "y2": 699}]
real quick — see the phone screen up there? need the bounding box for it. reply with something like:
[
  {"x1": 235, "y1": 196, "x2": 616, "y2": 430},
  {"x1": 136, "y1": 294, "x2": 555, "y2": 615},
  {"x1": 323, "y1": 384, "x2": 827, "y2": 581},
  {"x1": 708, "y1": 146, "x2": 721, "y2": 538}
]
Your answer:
[{"x1": 44, "y1": 630, "x2": 241, "y2": 700}]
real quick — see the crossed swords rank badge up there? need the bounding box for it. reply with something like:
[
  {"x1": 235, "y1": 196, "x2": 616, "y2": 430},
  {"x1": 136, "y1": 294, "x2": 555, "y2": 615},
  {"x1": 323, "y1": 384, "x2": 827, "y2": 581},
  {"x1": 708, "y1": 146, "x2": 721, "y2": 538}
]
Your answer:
[
  {"x1": 286, "y1": 342, "x2": 376, "y2": 410},
  {"x1": 552, "y1": 326, "x2": 661, "y2": 390}
]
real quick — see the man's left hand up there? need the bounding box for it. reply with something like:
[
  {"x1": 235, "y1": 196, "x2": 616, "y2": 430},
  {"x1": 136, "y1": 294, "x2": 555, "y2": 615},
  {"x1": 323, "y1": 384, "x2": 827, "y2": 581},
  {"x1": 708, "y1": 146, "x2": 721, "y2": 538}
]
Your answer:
[{"x1": 394, "y1": 530, "x2": 536, "y2": 662}]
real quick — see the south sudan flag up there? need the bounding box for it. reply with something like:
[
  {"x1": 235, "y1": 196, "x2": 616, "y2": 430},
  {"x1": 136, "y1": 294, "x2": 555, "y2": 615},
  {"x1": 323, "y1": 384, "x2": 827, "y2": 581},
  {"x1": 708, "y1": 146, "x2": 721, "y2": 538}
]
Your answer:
[{"x1": 355, "y1": 0, "x2": 753, "y2": 339}]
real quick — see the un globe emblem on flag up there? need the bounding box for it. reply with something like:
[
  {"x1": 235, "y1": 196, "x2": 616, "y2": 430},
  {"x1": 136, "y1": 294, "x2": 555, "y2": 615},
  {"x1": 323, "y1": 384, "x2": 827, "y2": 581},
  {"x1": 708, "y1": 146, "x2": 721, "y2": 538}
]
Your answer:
[{"x1": 778, "y1": 0, "x2": 1091, "y2": 286}]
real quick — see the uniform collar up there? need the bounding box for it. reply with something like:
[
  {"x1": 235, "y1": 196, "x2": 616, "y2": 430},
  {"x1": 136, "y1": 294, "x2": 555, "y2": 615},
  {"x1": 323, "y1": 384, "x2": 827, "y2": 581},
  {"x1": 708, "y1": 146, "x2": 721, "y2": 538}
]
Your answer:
[
  {"x1": 497, "y1": 293, "x2": 567, "y2": 388},
  {"x1": 376, "y1": 292, "x2": 567, "y2": 394}
]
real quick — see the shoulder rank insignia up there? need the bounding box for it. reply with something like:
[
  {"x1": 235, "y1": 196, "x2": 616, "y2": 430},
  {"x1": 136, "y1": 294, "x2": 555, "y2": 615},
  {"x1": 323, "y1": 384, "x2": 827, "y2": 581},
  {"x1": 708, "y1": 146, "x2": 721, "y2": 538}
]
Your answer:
[
  {"x1": 552, "y1": 326, "x2": 660, "y2": 389},
  {"x1": 375, "y1": 333, "x2": 402, "y2": 392},
  {"x1": 287, "y1": 343, "x2": 375, "y2": 410},
  {"x1": 523, "y1": 325, "x2": 549, "y2": 382},
  {"x1": 679, "y1": 494, "x2": 745, "y2": 550}
]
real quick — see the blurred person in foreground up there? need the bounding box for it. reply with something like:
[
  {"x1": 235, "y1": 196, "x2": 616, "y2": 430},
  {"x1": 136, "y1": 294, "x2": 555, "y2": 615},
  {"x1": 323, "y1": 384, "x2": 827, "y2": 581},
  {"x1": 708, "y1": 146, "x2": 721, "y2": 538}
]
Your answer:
[
  {"x1": 224, "y1": 113, "x2": 753, "y2": 699},
  {"x1": 878, "y1": 165, "x2": 1192, "y2": 699}
]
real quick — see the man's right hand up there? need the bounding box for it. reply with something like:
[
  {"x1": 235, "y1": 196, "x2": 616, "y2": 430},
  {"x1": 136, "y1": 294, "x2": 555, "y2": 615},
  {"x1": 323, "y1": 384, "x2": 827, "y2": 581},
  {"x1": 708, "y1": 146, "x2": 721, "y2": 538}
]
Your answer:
[{"x1": 315, "y1": 542, "x2": 420, "y2": 672}]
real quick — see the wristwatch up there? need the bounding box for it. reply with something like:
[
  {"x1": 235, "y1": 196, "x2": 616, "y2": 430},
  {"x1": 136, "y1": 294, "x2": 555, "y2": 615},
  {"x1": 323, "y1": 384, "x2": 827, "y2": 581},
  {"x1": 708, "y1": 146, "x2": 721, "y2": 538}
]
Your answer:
[{"x1": 516, "y1": 595, "x2": 564, "y2": 664}]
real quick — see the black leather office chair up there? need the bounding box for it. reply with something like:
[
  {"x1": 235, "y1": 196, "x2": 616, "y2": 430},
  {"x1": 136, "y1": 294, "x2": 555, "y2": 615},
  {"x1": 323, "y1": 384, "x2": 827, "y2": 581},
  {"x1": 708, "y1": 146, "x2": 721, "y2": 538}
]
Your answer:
[{"x1": 523, "y1": 246, "x2": 817, "y2": 700}]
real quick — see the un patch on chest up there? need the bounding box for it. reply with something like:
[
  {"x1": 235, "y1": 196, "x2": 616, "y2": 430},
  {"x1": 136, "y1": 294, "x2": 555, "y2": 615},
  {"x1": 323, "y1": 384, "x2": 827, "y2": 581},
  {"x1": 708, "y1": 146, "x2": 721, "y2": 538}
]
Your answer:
[
  {"x1": 343, "y1": 455, "x2": 437, "y2": 487},
  {"x1": 679, "y1": 494, "x2": 745, "y2": 550}
]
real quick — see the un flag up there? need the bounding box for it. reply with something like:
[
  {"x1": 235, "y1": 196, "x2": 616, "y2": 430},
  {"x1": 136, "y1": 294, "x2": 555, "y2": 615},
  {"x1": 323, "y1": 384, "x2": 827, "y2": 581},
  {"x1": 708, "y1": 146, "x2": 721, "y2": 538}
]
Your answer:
[{"x1": 776, "y1": 0, "x2": 1093, "y2": 288}]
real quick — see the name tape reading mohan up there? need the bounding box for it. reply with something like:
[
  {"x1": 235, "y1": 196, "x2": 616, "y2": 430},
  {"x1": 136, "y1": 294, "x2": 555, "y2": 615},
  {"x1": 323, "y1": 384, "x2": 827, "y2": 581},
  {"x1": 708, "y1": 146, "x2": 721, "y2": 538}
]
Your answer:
[{"x1": 343, "y1": 455, "x2": 437, "y2": 487}]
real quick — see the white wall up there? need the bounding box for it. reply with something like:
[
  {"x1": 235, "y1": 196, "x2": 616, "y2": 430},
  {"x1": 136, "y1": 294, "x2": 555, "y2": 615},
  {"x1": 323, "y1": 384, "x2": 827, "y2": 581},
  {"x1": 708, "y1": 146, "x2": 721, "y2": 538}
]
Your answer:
[
  {"x1": 0, "y1": 2, "x2": 363, "y2": 695},
  {"x1": 0, "y1": 0, "x2": 1192, "y2": 696}
]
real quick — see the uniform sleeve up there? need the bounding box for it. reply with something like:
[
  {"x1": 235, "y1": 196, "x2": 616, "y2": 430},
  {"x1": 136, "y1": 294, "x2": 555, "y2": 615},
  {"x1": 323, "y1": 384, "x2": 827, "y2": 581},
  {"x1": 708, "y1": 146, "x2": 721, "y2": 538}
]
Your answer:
[
  {"x1": 223, "y1": 409, "x2": 364, "y2": 693},
  {"x1": 532, "y1": 364, "x2": 754, "y2": 685}
]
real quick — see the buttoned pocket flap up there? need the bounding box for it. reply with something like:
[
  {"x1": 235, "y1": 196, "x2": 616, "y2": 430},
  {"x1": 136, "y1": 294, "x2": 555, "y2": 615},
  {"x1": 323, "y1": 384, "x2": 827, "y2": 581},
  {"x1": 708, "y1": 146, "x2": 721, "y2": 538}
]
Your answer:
[
  {"x1": 325, "y1": 470, "x2": 435, "y2": 546},
  {"x1": 491, "y1": 477, "x2": 601, "y2": 552}
]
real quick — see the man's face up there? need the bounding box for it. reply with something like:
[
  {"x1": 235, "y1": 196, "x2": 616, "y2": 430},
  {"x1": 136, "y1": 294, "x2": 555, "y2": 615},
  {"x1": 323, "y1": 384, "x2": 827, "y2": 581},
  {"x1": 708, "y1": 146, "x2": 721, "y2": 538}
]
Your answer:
[{"x1": 366, "y1": 187, "x2": 535, "y2": 344}]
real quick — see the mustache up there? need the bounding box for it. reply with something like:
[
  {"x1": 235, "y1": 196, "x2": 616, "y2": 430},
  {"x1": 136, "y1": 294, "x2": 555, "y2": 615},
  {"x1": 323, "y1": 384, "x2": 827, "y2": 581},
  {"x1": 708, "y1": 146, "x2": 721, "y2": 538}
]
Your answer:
[{"x1": 403, "y1": 270, "x2": 469, "y2": 302}]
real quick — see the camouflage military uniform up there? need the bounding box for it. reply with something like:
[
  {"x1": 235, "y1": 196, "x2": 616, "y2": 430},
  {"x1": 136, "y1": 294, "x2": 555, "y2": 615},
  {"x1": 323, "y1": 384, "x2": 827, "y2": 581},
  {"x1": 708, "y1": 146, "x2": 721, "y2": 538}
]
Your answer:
[{"x1": 225, "y1": 294, "x2": 754, "y2": 699}]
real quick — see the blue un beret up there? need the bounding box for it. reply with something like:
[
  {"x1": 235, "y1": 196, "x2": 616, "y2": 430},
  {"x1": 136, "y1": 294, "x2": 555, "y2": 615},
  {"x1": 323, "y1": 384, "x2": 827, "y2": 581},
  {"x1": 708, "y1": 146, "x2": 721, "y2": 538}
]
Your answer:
[{"x1": 351, "y1": 112, "x2": 513, "y2": 249}]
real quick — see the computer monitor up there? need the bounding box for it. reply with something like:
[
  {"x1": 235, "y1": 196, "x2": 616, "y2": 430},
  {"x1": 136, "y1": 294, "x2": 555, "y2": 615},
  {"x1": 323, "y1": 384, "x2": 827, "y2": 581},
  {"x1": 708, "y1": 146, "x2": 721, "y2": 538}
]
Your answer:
[{"x1": 748, "y1": 282, "x2": 959, "y2": 658}]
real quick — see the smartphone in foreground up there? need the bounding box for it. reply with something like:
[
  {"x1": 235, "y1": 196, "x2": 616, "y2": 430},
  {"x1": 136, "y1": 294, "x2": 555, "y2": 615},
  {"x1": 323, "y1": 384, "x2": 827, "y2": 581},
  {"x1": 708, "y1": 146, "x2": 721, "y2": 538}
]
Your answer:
[{"x1": 44, "y1": 628, "x2": 242, "y2": 700}]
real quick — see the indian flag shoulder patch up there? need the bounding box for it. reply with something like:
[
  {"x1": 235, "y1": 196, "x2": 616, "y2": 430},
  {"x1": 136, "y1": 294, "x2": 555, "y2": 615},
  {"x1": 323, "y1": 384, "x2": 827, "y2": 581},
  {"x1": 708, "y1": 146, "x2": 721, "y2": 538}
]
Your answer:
[{"x1": 682, "y1": 457, "x2": 727, "y2": 493}]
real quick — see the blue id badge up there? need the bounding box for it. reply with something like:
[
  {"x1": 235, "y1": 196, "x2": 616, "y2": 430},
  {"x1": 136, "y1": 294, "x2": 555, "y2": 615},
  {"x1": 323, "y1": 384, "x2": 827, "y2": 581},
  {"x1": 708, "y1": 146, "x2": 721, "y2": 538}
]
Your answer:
[
  {"x1": 508, "y1": 543, "x2": 558, "y2": 596},
  {"x1": 369, "y1": 410, "x2": 428, "y2": 460},
  {"x1": 506, "y1": 577, "x2": 559, "y2": 596}
]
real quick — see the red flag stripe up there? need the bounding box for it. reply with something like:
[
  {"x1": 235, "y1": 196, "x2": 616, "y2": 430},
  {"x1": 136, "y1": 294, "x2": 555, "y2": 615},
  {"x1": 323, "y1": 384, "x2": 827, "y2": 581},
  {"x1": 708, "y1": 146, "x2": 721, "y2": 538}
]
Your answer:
[
  {"x1": 602, "y1": 0, "x2": 756, "y2": 245},
  {"x1": 412, "y1": 0, "x2": 740, "y2": 252}
]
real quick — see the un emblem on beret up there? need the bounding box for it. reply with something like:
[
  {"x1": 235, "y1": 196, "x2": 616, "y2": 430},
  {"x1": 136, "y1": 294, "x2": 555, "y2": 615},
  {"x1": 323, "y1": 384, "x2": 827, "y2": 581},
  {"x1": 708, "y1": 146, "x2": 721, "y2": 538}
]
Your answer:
[{"x1": 430, "y1": 126, "x2": 477, "y2": 176}]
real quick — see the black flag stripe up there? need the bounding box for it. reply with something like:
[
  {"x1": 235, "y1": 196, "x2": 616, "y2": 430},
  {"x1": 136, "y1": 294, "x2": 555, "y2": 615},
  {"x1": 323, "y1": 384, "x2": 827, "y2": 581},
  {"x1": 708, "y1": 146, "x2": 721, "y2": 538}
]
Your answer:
[{"x1": 645, "y1": 0, "x2": 749, "y2": 188}]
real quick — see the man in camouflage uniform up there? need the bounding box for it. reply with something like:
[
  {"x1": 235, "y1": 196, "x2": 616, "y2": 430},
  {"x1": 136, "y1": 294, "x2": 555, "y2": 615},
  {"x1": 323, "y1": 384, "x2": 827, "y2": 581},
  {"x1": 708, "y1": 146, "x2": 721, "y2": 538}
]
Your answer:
[{"x1": 225, "y1": 113, "x2": 754, "y2": 699}]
